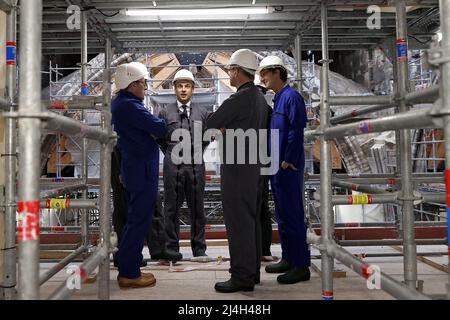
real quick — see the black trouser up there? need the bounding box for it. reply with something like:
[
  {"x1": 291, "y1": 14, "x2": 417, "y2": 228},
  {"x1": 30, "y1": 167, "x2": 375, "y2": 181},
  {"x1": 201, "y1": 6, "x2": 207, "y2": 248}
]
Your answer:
[
  {"x1": 221, "y1": 164, "x2": 261, "y2": 286},
  {"x1": 163, "y1": 161, "x2": 207, "y2": 256},
  {"x1": 259, "y1": 175, "x2": 272, "y2": 256},
  {"x1": 111, "y1": 147, "x2": 167, "y2": 262}
]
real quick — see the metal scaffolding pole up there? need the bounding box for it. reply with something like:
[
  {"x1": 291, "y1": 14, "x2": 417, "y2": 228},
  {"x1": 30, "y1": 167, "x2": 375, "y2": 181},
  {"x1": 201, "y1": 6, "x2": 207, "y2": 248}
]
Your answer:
[
  {"x1": 405, "y1": 85, "x2": 439, "y2": 104},
  {"x1": 396, "y1": 0, "x2": 418, "y2": 290},
  {"x1": 39, "y1": 182, "x2": 88, "y2": 199},
  {"x1": 295, "y1": 34, "x2": 303, "y2": 94},
  {"x1": 48, "y1": 245, "x2": 108, "y2": 300},
  {"x1": 319, "y1": 0, "x2": 334, "y2": 301},
  {"x1": 39, "y1": 112, "x2": 110, "y2": 143},
  {"x1": 40, "y1": 199, "x2": 98, "y2": 209},
  {"x1": 324, "y1": 108, "x2": 436, "y2": 140},
  {"x1": 80, "y1": 10, "x2": 89, "y2": 248},
  {"x1": 329, "y1": 95, "x2": 393, "y2": 106},
  {"x1": 98, "y1": 38, "x2": 113, "y2": 300},
  {"x1": 326, "y1": 242, "x2": 429, "y2": 299},
  {"x1": 438, "y1": 0, "x2": 450, "y2": 299},
  {"x1": 46, "y1": 97, "x2": 103, "y2": 110},
  {"x1": 39, "y1": 245, "x2": 88, "y2": 286},
  {"x1": 331, "y1": 179, "x2": 391, "y2": 194},
  {"x1": 330, "y1": 103, "x2": 395, "y2": 125},
  {"x1": 2, "y1": 0, "x2": 18, "y2": 300},
  {"x1": 17, "y1": 0, "x2": 42, "y2": 300}
]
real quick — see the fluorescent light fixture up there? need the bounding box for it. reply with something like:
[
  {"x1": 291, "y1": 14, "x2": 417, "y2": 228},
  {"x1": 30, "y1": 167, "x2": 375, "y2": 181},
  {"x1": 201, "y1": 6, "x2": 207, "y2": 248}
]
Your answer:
[
  {"x1": 152, "y1": 1, "x2": 157, "y2": 7},
  {"x1": 252, "y1": 0, "x2": 256, "y2": 4},
  {"x1": 121, "y1": 7, "x2": 271, "y2": 16}
]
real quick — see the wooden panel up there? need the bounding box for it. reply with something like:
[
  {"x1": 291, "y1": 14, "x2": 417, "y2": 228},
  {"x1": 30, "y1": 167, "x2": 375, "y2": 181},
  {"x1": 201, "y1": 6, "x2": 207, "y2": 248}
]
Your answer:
[
  {"x1": 313, "y1": 140, "x2": 342, "y2": 169},
  {"x1": 202, "y1": 57, "x2": 232, "y2": 91}
]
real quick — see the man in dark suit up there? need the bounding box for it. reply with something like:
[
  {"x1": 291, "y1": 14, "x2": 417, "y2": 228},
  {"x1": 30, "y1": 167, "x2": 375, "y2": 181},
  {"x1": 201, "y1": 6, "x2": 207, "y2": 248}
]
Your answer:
[{"x1": 158, "y1": 69, "x2": 211, "y2": 260}]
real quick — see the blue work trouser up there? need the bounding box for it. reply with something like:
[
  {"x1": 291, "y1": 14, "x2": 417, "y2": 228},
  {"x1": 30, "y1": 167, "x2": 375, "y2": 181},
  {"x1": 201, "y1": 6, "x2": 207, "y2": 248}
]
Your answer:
[
  {"x1": 270, "y1": 168, "x2": 311, "y2": 268},
  {"x1": 118, "y1": 159, "x2": 159, "y2": 279}
]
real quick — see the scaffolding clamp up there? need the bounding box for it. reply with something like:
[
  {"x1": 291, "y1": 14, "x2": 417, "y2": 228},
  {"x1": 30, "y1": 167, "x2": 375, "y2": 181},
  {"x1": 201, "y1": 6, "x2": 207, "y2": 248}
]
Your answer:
[
  {"x1": 427, "y1": 98, "x2": 450, "y2": 127},
  {"x1": 396, "y1": 191, "x2": 422, "y2": 205},
  {"x1": 424, "y1": 46, "x2": 450, "y2": 68}
]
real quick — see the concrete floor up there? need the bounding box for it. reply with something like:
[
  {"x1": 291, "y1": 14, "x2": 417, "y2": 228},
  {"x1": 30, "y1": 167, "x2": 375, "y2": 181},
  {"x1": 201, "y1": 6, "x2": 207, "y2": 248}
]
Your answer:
[{"x1": 39, "y1": 243, "x2": 449, "y2": 300}]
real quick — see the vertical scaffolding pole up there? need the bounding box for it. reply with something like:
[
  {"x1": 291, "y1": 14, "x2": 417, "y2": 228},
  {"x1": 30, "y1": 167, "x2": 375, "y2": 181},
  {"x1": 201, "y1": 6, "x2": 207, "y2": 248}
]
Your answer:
[
  {"x1": 295, "y1": 34, "x2": 303, "y2": 95},
  {"x1": 80, "y1": 10, "x2": 89, "y2": 247},
  {"x1": 3, "y1": 0, "x2": 18, "y2": 300},
  {"x1": 17, "y1": 0, "x2": 42, "y2": 300},
  {"x1": 319, "y1": 0, "x2": 334, "y2": 300},
  {"x1": 395, "y1": 0, "x2": 418, "y2": 290},
  {"x1": 98, "y1": 38, "x2": 112, "y2": 300},
  {"x1": 438, "y1": 0, "x2": 450, "y2": 299}
]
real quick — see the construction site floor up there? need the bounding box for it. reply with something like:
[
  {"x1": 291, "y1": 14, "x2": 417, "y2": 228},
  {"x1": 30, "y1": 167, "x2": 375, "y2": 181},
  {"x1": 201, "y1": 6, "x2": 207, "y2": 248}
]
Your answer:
[{"x1": 39, "y1": 242, "x2": 449, "y2": 300}]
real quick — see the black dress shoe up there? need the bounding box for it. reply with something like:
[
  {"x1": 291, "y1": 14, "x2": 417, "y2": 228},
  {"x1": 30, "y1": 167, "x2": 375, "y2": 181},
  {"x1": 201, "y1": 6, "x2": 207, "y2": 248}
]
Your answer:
[
  {"x1": 265, "y1": 259, "x2": 291, "y2": 273},
  {"x1": 214, "y1": 279, "x2": 254, "y2": 293},
  {"x1": 277, "y1": 267, "x2": 311, "y2": 284},
  {"x1": 151, "y1": 249, "x2": 183, "y2": 262}
]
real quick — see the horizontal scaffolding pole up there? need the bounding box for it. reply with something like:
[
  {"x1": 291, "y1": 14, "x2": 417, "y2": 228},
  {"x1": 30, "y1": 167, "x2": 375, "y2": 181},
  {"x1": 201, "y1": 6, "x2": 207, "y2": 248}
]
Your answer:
[
  {"x1": 405, "y1": 85, "x2": 440, "y2": 104},
  {"x1": 324, "y1": 109, "x2": 437, "y2": 140},
  {"x1": 40, "y1": 183, "x2": 88, "y2": 198},
  {"x1": 332, "y1": 179, "x2": 392, "y2": 194},
  {"x1": 39, "y1": 245, "x2": 88, "y2": 286},
  {"x1": 45, "y1": 96, "x2": 103, "y2": 110},
  {"x1": 315, "y1": 192, "x2": 445, "y2": 205},
  {"x1": 43, "y1": 112, "x2": 111, "y2": 143},
  {"x1": 40, "y1": 199, "x2": 98, "y2": 209},
  {"x1": 40, "y1": 177, "x2": 101, "y2": 185},
  {"x1": 48, "y1": 245, "x2": 108, "y2": 300},
  {"x1": 325, "y1": 241, "x2": 430, "y2": 299},
  {"x1": 4, "y1": 112, "x2": 111, "y2": 143},
  {"x1": 337, "y1": 238, "x2": 447, "y2": 246},
  {"x1": 330, "y1": 103, "x2": 395, "y2": 125},
  {"x1": 310, "y1": 221, "x2": 448, "y2": 228},
  {"x1": 329, "y1": 95, "x2": 393, "y2": 106}
]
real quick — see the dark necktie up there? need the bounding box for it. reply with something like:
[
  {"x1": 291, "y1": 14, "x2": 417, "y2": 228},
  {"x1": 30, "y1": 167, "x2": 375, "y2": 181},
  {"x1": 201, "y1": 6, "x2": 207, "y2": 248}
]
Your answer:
[{"x1": 181, "y1": 105, "x2": 188, "y2": 119}]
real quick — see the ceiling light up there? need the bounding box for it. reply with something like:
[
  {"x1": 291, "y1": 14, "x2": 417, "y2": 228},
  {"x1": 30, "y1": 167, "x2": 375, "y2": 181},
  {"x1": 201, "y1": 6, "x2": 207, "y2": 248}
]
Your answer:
[
  {"x1": 121, "y1": 7, "x2": 271, "y2": 17},
  {"x1": 152, "y1": 1, "x2": 157, "y2": 7}
]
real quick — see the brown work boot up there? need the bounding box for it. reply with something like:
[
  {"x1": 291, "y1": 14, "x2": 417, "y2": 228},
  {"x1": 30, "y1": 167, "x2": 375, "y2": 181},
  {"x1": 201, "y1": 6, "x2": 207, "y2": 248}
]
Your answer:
[{"x1": 117, "y1": 273, "x2": 156, "y2": 289}]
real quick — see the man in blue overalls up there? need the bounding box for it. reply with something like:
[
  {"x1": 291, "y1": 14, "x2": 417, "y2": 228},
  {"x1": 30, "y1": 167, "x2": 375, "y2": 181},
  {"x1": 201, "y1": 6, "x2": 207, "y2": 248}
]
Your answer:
[
  {"x1": 111, "y1": 62, "x2": 167, "y2": 289},
  {"x1": 258, "y1": 56, "x2": 311, "y2": 284}
]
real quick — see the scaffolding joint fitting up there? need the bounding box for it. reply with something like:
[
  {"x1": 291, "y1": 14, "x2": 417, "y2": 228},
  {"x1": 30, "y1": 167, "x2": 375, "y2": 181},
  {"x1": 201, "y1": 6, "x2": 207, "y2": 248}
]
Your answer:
[
  {"x1": 318, "y1": 59, "x2": 333, "y2": 65},
  {"x1": 424, "y1": 46, "x2": 450, "y2": 69},
  {"x1": 396, "y1": 191, "x2": 422, "y2": 205},
  {"x1": 427, "y1": 98, "x2": 450, "y2": 127}
]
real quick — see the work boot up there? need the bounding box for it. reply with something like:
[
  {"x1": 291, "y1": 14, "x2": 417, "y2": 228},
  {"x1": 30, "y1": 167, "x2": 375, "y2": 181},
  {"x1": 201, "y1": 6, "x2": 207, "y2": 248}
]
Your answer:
[
  {"x1": 151, "y1": 249, "x2": 183, "y2": 262},
  {"x1": 265, "y1": 259, "x2": 291, "y2": 273},
  {"x1": 277, "y1": 267, "x2": 311, "y2": 284},
  {"x1": 117, "y1": 272, "x2": 156, "y2": 289},
  {"x1": 214, "y1": 279, "x2": 254, "y2": 293}
]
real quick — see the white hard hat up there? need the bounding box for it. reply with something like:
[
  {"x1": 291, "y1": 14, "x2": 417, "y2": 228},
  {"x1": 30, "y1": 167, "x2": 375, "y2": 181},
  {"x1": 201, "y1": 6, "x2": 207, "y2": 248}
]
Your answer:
[
  {"x1": 258, "y1": 55, "x2": 287, "y2": 73},
  {"x1": 254, "y1": 73, "x2": 265, "y2": 88},
  {"x1": 226, "y1": 49, "x2": 258, "y2": 74},
  {"x1": 115, "y1": 62, "x2": 150, "y2": 90},
  {"x1": 172, "y1": 69, "x2": 195, "y2": 85}
]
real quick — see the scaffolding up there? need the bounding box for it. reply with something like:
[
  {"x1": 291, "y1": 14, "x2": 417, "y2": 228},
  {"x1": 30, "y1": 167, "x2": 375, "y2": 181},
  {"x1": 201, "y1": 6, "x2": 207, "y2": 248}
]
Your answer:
[
  {"x1": 304, "y1": 0, "x2": 449, "y2": 300},
  {"x1": 0, "y1": 2, "x2": 114, "y2": 300},
  {"x1": 0, "y1": 0, "x2": 449, "y2": 301}
]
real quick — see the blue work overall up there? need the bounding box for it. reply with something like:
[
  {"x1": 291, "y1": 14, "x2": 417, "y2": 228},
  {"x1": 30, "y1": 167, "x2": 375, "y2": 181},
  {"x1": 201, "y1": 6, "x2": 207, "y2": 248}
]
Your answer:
[
  {"x1": 270, "y1": 85, "x2": 311, "y2": 268},
  {"x1": 111, "y1": 91, "x2": 166, "y2": 279}
]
